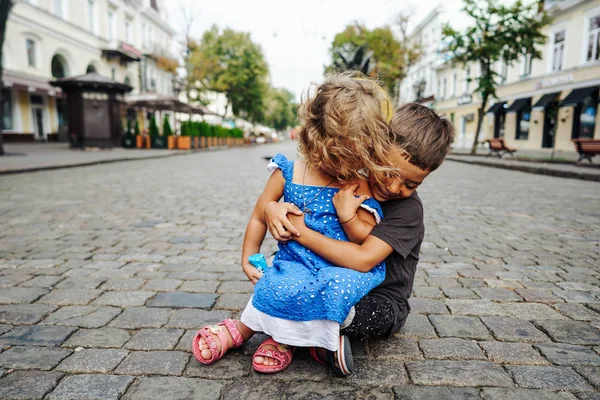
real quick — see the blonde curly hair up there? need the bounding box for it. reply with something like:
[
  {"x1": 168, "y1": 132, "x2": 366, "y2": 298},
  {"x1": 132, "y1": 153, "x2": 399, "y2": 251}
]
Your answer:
[{"x1": 297, "y1": 72, "x2": 398, "y2": 184}]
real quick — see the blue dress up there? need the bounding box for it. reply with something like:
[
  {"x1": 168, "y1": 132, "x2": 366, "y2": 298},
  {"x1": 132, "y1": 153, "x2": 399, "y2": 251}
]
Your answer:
[{"x1": 252, "y1": 153, "x2": 386, "y2": 324}]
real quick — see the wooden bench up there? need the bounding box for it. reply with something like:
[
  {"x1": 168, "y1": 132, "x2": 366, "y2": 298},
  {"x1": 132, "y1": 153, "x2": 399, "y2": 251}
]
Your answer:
[
  {"x1": 572, "y1": 139, "x2": 600, "y2": 162},
  {"x1": 485, "y1": 138, "x2": 516, "y2": 158}
]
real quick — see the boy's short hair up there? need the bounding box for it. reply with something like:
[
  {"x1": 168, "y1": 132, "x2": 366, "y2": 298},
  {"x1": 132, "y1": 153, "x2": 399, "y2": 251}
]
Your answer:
[{"x1": 389, "y1": 103, "x2": 455, "y2": 171}]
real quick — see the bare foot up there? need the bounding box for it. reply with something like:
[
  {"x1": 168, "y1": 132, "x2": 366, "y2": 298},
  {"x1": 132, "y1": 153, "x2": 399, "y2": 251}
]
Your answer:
[
  {"x1": 197, "y1": 320, "x2": 252, "y2": 361},
  {"x1": 253, "y1": 342, "x2": 289, "y2": 366}
]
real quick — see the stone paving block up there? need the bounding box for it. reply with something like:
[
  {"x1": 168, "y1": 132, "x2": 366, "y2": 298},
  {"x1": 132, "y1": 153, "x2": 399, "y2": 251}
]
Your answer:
[
  {"x1": 507, "y1": 365, "x2": 593, "y2": 391},
  {"x1": 185, "y1": 354, "x2": 250, "y2": 379},
  {"x1": 135, "y1": 271, "x2": 168, "y2": 279},
  {"x1": 178, "y1": 280, "x2": 220, "y2": 293},
  {"x1": 557, "y1": 282, "x2": 599, "y2": 292},
  {"x1": 122, "y1": 377, "x2": 223, "y2": 400},
  {"x1": 277, "y1": 357, "x2": 330, "y2": 381},
  {"x1": 429, "y1": 315, "x2": 492, "y2": 340},
  {"x1": 148, "y1": 292, "x2": 216, "y2": 309},
  {"x1": 166, "y1": 309, "x2": 230, "y2": 329},
  {"x1": 219, "y1": 378, "x2": 289, "y2": 400},
  {"x1": 119, "y1": 253, "x2": 165, "y2": 263},
  {"x1": 217, "y1": 281, "x2": 255, "y2": 294},
  {"x1": 0, "y1": 346, "x2": 71, "y2": 370},
  {"x1": 507, "y1": 303, "x2": 568, "y2": 320},
  {"x1": 332, "y1": 360, "x2": 408, "y2": 386},
  {"x1": 38, "y1": 288, "x2": 103, "y2": 306},
  {"x1": 0, "y1": 304, "x2": 57, "y2": 325},
  {"x1": 484, "y1": 279, "x2": 524, "y2": 290},
  {"x1": 56, "y1": 348, "x2": 129, "y2": 373},
  {"x1": 109, "y1": 307, "x2": 172, "y2": 328},
  {"x1": 479, "y1": 341, "x2": 550, "y2": 365},
  {"x1": 441, "y1": 287, "x2": 480, "y2": 299},
  {"x1": 284, "y1": 381, "x2": 365, "y2": 399},
  {"x1": 574, "y1": 366, "x2": 600, "y2": 388},
  {"x1": 534, "y1": 320, "x2": 600, "y2": 345},
  {"x1": 141, "y1": 279, "x2": 182, "y2": 292},
  {"x1": 0, "y1": 287, "x2": 49, "y2": 304},
  {"x1": 573, "y1": 393, "x2": 600, "y2": 400},
  {"x1": 0, "y1": 274, "x2": 34, "y2": 287},
  {"x1": 55, "y1": 277, "x2": 107, "y2": 289},
  {"x1": 100, "y1": 278, "x2": 145, "y2": 291},
  {"x1": 0, "y1": 370, "x2": 64, "y2": 400},
  {"x1": 62, "y1": 327, "x2": 132, "y2": 348},
  {"x1": 515, "y1": 289, "x2": 564, "y2": 304},
  {"x1": 41, "y1": 306, "x2": 122, "y2": 328},
  {"x1": 554, "y1": 290, "x2": 599, "y2": 303},
  {"x1": 519, "y1": 281, "x2": 560, "y2": 290},
  {"x1": 396, "y1": 314, "x2": 438, "y2": 339},
  {"x1": 175, "y1": 330, "x2": 194, "y2": 352},
  {"x1": 426, "y1": 277, "x2": 460, "y2": 287},
  {"x1": 419, "y1": 338, "x2": 486, "y2": 360},
  {"x1": 214, "y1": 293, "x2": 251, "y2": 310},
  {"x1": 47, "y1": 374, "x2": 134, "y2": 400},
  {"x1": 370, "y1": 337, "x2": 422, "y2": 361},
  {"x1": 168, "y1": 271, "x2": 222, "y2": 281},
  {"x1": 554, "y1": 303, "x2": 600, "y2": 321},
  {"x1": 91, "y1": 269, "x2": 136, "y2": 279},
  {"x1": 115, "y1": 351, "x2": 189, "y2": 376},
  {"x1": 125, "y1": 328, "x2": 184, "y2": 350},
  {"x1": 406, "y1": 360, "x2": 513, "y2": 387},
  {"x1": 445, "y1": 299, "x2": 507, "y2": 316},
  {"x1": 21, "y1": 259, "x2": 61, "y2": 269},
  {"x1": 474, "y1": 288, "x2": 523, "y2": 301},
  {"x1": 480, "y1": 388, "x2": 578, "y2": 400},
  {"x1": 413, "y1": 286, "x2": 445, "y2": 299},
  {"x1": 481, "y1": 316, "x2": 551, "y2": 342},
  {"x1": 535, "y1": 343, "x2": 600, "y2": 366},
  {"x1": 0, "y1": 325, "x2": 76, "y2": 346},
  {"x1": 392, "y1": 386, "x2": 481, "y2": 400},
  {"x1": 93, "y1": 291, "x2": 155, "y2": 307},
  {"x1": 408, "y1": 298, "x2": 449, "y2": 315},
  {"x1": 0, "y1": 325, "x2": 11, "y2": 335},
  {"x1": 20, "y1": 275, "x2": 64, "y2": 287}
]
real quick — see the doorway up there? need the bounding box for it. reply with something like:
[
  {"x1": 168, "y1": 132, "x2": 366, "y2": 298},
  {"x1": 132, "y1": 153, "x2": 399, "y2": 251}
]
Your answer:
[
  {"x1": 542, "y1": 101, "x2": 558, "y2": 148},
  {"x1": 30, "y1": 94, "x2": 45, "y2": 141}
]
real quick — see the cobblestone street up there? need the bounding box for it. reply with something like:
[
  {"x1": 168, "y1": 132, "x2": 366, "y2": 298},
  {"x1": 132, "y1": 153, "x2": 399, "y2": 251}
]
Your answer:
[{"x1": 0, "y1": 141, "x2": 599, "y2": 399}]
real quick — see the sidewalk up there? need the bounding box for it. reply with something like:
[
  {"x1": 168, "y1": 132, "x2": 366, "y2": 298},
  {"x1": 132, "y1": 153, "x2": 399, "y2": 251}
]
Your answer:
[
  {"x1": 446, "y1": 153, "x2": 600, "y2": 182},
  {"x1": 0, "y1": 143, "x2": 189, "y2": 175}
]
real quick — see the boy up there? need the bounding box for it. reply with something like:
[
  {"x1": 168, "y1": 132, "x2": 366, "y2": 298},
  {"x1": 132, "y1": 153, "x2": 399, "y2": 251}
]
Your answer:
[{"x1": 264, "y1": 103, "x2": 455, "y2": 339}]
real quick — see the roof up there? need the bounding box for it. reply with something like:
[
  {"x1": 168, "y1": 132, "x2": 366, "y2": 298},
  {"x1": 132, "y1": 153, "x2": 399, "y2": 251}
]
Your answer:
[{"x1": 50, "y1": 73, "x2": 133, "y2": 93}]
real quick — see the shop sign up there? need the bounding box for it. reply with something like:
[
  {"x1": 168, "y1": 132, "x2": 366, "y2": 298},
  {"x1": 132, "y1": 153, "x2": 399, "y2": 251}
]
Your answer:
[
  {"x1": 457, "y1": 95, "x2": 472, "y2": 105},
  {"x1": 535, "y1": 74, "x2": 573, "y2": 89}
]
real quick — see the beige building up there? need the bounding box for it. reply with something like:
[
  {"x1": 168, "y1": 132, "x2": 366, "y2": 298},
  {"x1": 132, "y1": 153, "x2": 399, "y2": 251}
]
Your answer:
[
  {"x1": 435, "y1": 0, "x2": 600, "y2": 152},
  {"x1": 1, "y1": 0, "x2": 176, "y2": 142}
]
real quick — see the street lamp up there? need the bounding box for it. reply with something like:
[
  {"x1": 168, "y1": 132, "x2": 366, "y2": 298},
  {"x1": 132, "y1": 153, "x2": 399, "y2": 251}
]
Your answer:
[{"x1": 413, "y1": 78, "x2": 427, "y2": 102}]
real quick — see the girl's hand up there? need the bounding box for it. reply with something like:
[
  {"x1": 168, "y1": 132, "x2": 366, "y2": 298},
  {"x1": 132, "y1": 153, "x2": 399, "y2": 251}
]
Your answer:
[
  {"x1": 288, "y1": 213, "x2": 307, "y2": 238},
  {"x1": 242, "y1": 262, "x2": 263, "y2": 285},
  {"x1": 264, "y1": 201, "x2": 303, "y2": 242},
  {"x1": 333, "y1": 184, "x2": 370, "y2": 222}
]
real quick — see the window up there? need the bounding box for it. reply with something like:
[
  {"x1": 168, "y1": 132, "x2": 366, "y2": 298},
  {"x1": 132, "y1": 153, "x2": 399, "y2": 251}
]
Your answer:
[
  {"x1": 141, "y1": 22, "x2": 146, "y2": 46},
  {"x1": 437, "y1": 79, "x2": 441, "y2": 98},
  {"x1": 552, "y1": 30, "x2": 565, "y2": 72},
  {"x1": 1, "y1": 89, "x2": 13, "y2": 130},
  {"x1": 452, "y1": 73, "x2": 456, "y2": 97},
  {"x1": 498, "y1": 59, "x2": 507, "y2": 83},
  {"x1": 443, "y1": 78, "x2": 447, "y2": 100},
  {"x1": 108, "y1": 10, "x2": 114, "y2": 42},
  {"x1": 125, "y1": 19, "x2": 131, "y2": 42},
  {"x1": 520, "y1": 54, "x2": 532, "y2": 76},
  {"x1": 586, "y1": 14, "x2": 600, "y2": 62},
  {"x1": 54, "y1": 0, "x2": 63, "y2": 18},
  {"x1": 111, "y1": 68, "x2": 116, "y2": 80},
  {"x1": 463, "y1": 68, "x2": 470, "y2": 93},
  {"x1": 149, "y1": 25, "x2": 153, "y2": 47},
  {"x1": 87, "y1": 0, "x2": 95, "y2": 33},
  {"x1": 517, "y1": 107, "x2": 531, "y2": 140},
  {"x1": 26, "y1": 38, "x2": 36, "y2": 67},
  {"x1": 579, "y1": 95, "x2": 597, "y2": 138}
]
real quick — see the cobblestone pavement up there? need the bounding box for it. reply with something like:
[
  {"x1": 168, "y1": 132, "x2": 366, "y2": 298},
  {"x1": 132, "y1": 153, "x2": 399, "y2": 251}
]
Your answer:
[{"x1": 0, "y1": 141, "x2": 599, "y2": 400}]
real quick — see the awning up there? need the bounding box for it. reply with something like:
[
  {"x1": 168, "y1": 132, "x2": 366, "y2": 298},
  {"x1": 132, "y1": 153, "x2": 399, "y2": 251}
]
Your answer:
[
  {"x1": 125, "y1": 94, "x2": 215, "y2": 115},
  {"x1": 2, "y1": 70, "x2": 62, "y2": 95},
  {"x1": 506, "y1": 97, "x2": 531, "y2": 113},
  {"x1": 532, "y1": 92, "x2": 560, "y2": 109},
  {"x1": 486, "y1": 102, "x2": 506, "y2": 114},
  {"x1": 560, "y1": 86, "x2": 599, "y2": 107}
]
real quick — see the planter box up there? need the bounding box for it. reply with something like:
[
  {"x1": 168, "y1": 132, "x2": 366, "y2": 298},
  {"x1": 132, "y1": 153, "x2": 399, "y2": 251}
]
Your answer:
[
  {"x1": 136, "y1": 135, "x2": 145, "y2": 148},
  {"x1": 192, "y1": 137, "x2": 199, "y2": 149},
  {"x1": 122, "y1": 135, "x2": 136, "y2": 148},
  {"x1": 177, "y1": 136, "x2": 191, "y2": 150},
  {"x1": 151, "y1": 136, "x2": 168, "y2": 149},
  {"x1": 167, "y1": 136, "x2": 176, "y2": 149}
]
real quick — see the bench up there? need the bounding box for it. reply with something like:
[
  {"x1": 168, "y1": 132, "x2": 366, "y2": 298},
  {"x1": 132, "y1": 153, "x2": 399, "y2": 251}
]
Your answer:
[
  {"x1": 572, "y1": 139, "x2": 600, "y2": 163},
  {"x1": 485, "y1": 138, "x2": 516, "y2": 158}
]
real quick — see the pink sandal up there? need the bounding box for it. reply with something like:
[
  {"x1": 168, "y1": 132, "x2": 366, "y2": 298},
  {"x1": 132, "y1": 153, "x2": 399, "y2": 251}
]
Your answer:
[
  {"x1": 192, "y1": 318, "x2": 244, "y2": 365},
  {"x1": 252, "y1": 337, "x2": 295, "y2": 374}
]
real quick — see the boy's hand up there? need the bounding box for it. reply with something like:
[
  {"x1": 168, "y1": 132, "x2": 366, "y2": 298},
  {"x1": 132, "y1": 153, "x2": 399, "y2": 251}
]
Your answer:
[
  {"x1": 333, "y1": 184, "x2": 370, "y2": 222},
  {"x1": 242, "y1": 262, "x2": 263, "y2": 285},
  {"x1": 265, "y1": 201, "x2": 303, "y2": 242}
]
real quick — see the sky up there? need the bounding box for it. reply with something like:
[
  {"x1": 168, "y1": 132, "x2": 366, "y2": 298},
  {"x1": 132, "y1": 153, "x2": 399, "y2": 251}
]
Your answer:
[{"x1": 168, "y1": 0, "x2": 442, "y2": 101}]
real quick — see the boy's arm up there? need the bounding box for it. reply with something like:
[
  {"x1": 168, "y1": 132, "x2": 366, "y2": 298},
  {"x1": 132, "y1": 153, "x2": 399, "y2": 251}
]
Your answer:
[
  {"x1": 289, "y1": 213, "x2": 394, "y2": 272},
  {"x1": 241, "y1": 169, "x2": 285, "y2": 284},
  {"x1": 333, "y1": 182, "x2": 376, "y2": 244}
]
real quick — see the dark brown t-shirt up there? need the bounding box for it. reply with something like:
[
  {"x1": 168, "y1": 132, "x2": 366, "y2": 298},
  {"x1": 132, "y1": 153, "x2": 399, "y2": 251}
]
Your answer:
[{"x1": 369, "y1": 192, "x2": 424, "y2": 335}]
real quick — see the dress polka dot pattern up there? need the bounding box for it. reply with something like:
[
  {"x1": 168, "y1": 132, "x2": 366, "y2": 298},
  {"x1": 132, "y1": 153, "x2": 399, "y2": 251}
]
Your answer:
[{"x1": 252, "y1": 153, "x2": 386, "y2": 324}]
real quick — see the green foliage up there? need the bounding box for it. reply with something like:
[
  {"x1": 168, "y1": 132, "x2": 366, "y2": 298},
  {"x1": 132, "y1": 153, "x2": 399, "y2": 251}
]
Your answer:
[
  {"x1": 163, "y1": 115, "x2": 173, "y2": 136},
  {"x1": 148, "y1": 115, "x2": 159, "y2": 137},
  {"x1": 442, "y1": 0, "x2": 552, "y2": 153},
  {"x1": 189, "y1": 25, "x2": 270, "y2": 123},
  {"x1": 134, "y1": 119, "x2": 140, "y2": 136},
  {"x1": 231, "y1": 128, "x2": 244, "y2": 138},
  {"x1": 326, "y1": 24, "x2": 406, "y2": 93},
  {"x1": 264, "y1": 87, "x2": 297, "y2": 131},
  {"x1": 126, "y1": 118, "x2": 133, "y2": 136}
]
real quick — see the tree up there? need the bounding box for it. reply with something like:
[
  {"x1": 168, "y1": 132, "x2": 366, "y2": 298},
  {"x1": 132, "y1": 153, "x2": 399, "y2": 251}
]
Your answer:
[
  {"x1": 188, "y1": 25, "x2": 269, "y2": 123},
  {"x1": 0, "y1": 0, "x2": 15, "y2": 156},
  {"x1": 326, "y1": 23, "x2": 405, "y2": 93},
  {"x1": 443, "y1": 0, "x2": 552, "y2": 154},
  {"x1": 265, "y1": 88, "x2": 297, "y2": 131}
]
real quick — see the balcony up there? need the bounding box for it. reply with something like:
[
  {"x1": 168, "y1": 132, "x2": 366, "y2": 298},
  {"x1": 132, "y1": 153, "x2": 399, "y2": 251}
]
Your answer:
[
  {"x1": 102, "y1": 41, "x2": 142, "y2": 64},
  {"x1": 144, "y1": 45, "x2": 179, "y2": 73}
]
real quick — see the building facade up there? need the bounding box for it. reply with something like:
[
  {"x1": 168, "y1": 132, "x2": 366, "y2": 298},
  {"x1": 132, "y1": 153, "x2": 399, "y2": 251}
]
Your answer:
[
  {"x1": 1, "y1": 0, "x2": 177, "y2": 142},
  {"x1": 434, "y1": 0, "x2": 600, "y2": 152}
]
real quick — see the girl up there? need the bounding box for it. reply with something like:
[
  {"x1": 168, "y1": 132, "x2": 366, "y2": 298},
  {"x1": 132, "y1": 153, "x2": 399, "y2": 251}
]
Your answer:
[{"x1": 192, "y1": 72, "x2": 396, "y2": 375}]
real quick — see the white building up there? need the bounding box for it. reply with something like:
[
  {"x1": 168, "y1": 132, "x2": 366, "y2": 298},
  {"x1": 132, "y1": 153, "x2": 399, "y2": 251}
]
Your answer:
[{"x1": 2, "y1": 0, "x2": 177, "y2": 142}]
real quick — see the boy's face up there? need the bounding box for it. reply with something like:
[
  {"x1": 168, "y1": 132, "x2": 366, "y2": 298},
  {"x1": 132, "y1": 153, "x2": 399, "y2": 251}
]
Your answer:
[{"x1": 369, "y1": 148, "x2": 430, "y2": 202}]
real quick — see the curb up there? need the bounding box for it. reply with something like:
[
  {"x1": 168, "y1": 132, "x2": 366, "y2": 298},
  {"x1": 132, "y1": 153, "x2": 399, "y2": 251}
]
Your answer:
[{"x1": 446, "y1": 156, "x2": 600, "y2": 183}]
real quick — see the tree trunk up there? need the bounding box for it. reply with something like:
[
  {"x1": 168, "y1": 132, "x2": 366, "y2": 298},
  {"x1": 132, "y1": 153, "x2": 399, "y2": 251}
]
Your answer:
[
  {"x1": 0, "y1": 1, "x2": 12, "y2": 156},
  {"x1": 470, "y1": 95, "x2": 488, "y2": 155}
]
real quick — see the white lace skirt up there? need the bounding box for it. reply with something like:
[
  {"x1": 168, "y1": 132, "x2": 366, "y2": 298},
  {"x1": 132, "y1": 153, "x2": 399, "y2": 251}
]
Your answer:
[{"x1": 240, "y1": 297, "x2": 340, "y2": 351}]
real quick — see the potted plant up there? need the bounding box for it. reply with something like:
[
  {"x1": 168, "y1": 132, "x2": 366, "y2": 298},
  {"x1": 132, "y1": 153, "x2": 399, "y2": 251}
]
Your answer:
[
  {"x1": 122, "y1": 118, "x2": 136, "y2": 148},
  {"x1": 177, "y1": 120, "x2": 191, "y2": 150},
  {"x1": 134, "y1": 119, "x2": 145, "y2": 148},
  {"x1": 163, "y1": 115, "x2": 175, "y2": 149},
  {"x1": 149, "y1": 115, "x2": 167, "y2": 149}
]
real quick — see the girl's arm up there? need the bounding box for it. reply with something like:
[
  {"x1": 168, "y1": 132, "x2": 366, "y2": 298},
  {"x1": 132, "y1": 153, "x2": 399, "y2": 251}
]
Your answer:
[
  {"x1": 241, "y1": 169, "x2": 285, "y2": 284},
  {"x1": 332, "y1": 181, "x2": 377, "y2": 244}
]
